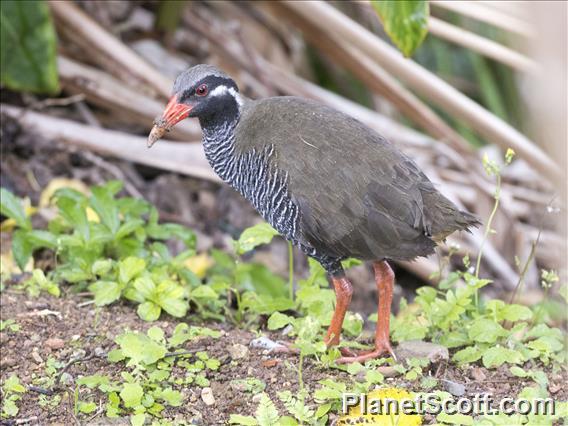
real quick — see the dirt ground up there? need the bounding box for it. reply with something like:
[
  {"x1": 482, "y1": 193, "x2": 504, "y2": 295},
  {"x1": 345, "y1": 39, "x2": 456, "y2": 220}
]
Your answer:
[{"x1": 1, "y1": 289, "x2": 566, "y2": 425}]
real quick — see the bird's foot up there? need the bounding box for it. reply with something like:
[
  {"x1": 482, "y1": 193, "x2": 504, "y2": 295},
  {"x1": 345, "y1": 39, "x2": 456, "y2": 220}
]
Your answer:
[{"x1": 335, "y1": 341, "x2": 396, "y2": 364}]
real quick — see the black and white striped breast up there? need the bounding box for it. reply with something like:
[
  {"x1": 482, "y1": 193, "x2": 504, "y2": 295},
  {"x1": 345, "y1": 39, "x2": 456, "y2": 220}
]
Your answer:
[{"x1": 203, "y1": 126, "x2": 300, "y2": 244}]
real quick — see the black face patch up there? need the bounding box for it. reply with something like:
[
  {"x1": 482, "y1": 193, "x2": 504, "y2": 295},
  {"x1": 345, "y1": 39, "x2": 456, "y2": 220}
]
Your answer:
[{"x1": 178, "y1": 75, "x2": 238, "y2": 103}]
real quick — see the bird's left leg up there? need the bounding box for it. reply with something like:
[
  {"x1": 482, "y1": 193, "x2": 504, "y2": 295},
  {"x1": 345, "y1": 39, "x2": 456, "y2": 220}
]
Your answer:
[{"x1": 336, "y1": 260, "x2": 396, "y2": 364}]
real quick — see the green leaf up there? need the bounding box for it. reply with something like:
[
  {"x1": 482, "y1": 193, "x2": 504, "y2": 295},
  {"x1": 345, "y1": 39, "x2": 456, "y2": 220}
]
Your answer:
[
  {"x1": 3, "y1": 375, "x2": 25, "y2": 393},
  {"x1": 26, "y1": 230, "x2": 57, "y2": 249},
  {"x1": 56, "y1": 197, "x2": 90, "y2": 242},
  {"x1": 120, "y1": 383, "x2": 143, "y2": 408},
  {"x1": 0, "y1": 0, "x2": 59, "y2": 93},
  {"x1": 118, "y1": 257, "x2": 146, "y2": 284},
  {"x1": 482, "y1": 347, "x2": 523, "y2": 368},
  {"x1": 437, "y1": 412, "x2": 474, "y2": 425},
  {"x1": 130, "y1": 413, "x2": 146, "y2": 426},
  {"x1": 229, "y1": 415, "x2": 259, "y2": 425},
  {"x1": 372, "y1": 0, "x2": 429, "y2": 57},
  {"x1": 12, "y1": 229, "x2": 32, "y2": 270},
  {"x1": 89, "y1": 183, "x2": 121, "y2": 234},
  {"x1": 235, "y1": 223, "x2": 279, "y2": 255},
  {"x1": 115, "y1": 332, "x2": 167, "y2": 366},
  {"x1": 267, "y1": 312, "x2": 293, "y2": 330},
  {"x1": 156, "y1": 280, "x2": 188, "y2": 317},
  {"x1": 468, "y1": 318, "x2": 505, "y2": 343},
  {"x1": 78, "y1": 401, "x2": 97, "y2": 414},
  {"x1": 116, "y1": 219, "x2": 144, "y2": 240},
  {"x1": 91, "y1": 259, "x2": 113, "y2": 276},
  {"x1": 255, "y1": 393, "x2": 280, "y2": 426},
  {"x1": 157, "y1": 388, "x2": 183, "y2": 407},
  {"x1": 89, "y1": 281, "x2": 122, "y2": 306},
  {"x1": 452, "y1": 346, "x2": 482, "y2": 364},
  {"x1": 137, "y1": 302, "x2": 161, "y2": 321},
  {"x1": 0, "y1": 188, "x2": 30, "y2": 229}
]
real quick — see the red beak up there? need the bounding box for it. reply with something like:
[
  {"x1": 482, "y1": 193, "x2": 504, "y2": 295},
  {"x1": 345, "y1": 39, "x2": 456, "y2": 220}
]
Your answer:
[{"x1": 148, "y1": 95, "x2": 192, "y2": 147}]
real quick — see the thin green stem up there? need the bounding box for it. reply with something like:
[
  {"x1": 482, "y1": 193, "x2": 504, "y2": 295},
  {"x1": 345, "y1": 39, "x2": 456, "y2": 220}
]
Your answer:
[
  {"x1": 288, "y1": 241, "x2": 294, "y2": 302},
  {"x1": 475, "y1": 174, "x2": 501, "y2": 279}
]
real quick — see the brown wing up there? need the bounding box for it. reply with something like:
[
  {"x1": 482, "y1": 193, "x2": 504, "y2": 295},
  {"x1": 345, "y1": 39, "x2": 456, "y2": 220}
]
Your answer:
[{"x1": 236, "y1": 97, "x2": 477, "y2": 261}]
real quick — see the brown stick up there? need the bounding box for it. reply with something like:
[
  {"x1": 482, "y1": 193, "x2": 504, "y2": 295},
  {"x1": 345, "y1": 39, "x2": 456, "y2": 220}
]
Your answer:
[
  {"x1": 48, "y1": 1, "x2": 172, "y2": 98},
  {"x1": 1, "y1": 104, "x2": 219, "y2": 183},
  {"x1": 279, "y1": 1, "x2": 561, "y2": 183}
]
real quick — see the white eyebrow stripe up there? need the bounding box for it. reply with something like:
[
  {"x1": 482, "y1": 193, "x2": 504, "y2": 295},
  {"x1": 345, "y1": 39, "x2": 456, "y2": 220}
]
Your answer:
[{"x1": 209, "y1": 85, "x2": 243, "y2": 107}]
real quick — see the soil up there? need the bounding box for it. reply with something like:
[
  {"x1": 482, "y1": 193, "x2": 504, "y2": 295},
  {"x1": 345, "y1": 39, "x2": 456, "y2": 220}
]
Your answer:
[{"x1": 1, "y1": 290, "x2": 567, "y2": 425}]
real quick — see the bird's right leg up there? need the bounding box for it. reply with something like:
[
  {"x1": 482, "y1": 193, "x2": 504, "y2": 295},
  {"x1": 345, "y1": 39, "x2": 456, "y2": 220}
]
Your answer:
[{"x1": 324, "y1": 275, "x2": 353, "y2": 347}]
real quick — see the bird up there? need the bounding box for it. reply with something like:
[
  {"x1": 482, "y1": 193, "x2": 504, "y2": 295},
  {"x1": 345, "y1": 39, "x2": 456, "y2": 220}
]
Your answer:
[{"x1": 148, "y1": 64, "x2": 480, "y2": 363}]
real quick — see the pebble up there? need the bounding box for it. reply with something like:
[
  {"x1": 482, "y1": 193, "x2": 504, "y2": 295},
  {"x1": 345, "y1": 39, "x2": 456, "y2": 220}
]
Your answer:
[
  {"x1": 201, "y1": 387, "x2": 215, "y2": 406},
  {"x1": 31, "y1": 350, "x2": 43, "y2": 364},
  {"x1": 396, "y1": 340, "x2": 449, "y2": 364},
  {"x1": 262, "y1": 359, "x2": 279, "y2": 368},
  {"x1": 94, "y1": 347, "x2": 106, "y2": 357},
  {"x1": 59, "y1": 372, "x2": 74, "y2": 385},
  {"x1": 252, "y1": 393, "x2": 263, "y2": 404},
  {"x1": 45, "y1": 337, "x2": 65, "y2": 350},
  {"x1": 250, "y1": 336, "x2": 285, "y2": 351},
  {"x1": 441, "y1": 379, "x2": 466, "y2": 396},
  {"x1": 471, "y1": 367, "x2": 487, "y2": 381},
  {"x1": 1, "y1": 357, "x2": 16, "y2": 368},
  {"x1": 228, "y1": 343, "x2": 249, "y2": 360}
]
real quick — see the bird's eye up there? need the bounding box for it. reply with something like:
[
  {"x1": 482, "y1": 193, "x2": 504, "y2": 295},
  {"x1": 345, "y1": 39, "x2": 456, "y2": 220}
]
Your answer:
[{"x1": 196, "y1": 84, "x2": 208, "y2": 96}]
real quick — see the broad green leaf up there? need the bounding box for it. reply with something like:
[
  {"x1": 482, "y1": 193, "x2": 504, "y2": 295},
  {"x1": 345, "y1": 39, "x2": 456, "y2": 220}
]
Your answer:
[
  {"x1": 235, "y1": 223, "x2": 279, "y2": 255},
  {"x1": 0, "y1": 188, "x2": 30, "y2": 229},
  {"x1": 372, "y1": 0, "x2": 429, "y2": 57},
  {"x1": 56, "y1": 197, "x2": 90, "y2": 242},
  {"x1": 118, "y1": 257, "x2": 146, "y2": 284},
  {"x1": 78, "y1": 401, "x2": 97, "y2": 414},
  {"x1": 90, "y1": 184, "x2": 121, "y2": 234},
  {"x1": 191, "y1": 285, "x2": 218, "y2": 300},
  {"x1": 156, "y1": 388, "x2": 183, "y2": 407},
  {"x1": 236, "y1": 263, "x2": 287, "y2": 298},
  {"x1": 137, "y1": 302, "x2": 161, "y2": 321},
  {"x1": 116, "y1": 219, "x2": 144, "y2": 240},
  {"x1": 120, "y1": 383, "x2": 143, "y2": 408},
  {"x1": 0, "y1": 0, "x2": 59, "y2": 93},
  {"x1": 130, "y1": 414, "x2": 146, "y2": 426},
  {"x1": 147, "y1": 326, "x2": 165, "y2": 343},
  {"x1": 229, "y1": 415, "x2": 258, "y2": 425},
  {"x1": 267, "y1": 312, "x2": 293, "y2": 330},
  {"x1": 91, "y1": 259, "x2": 113, "y2": 276},
  {"x1": 115, "y1": 331, "x2": 166, "y2": 366},
  {"x1": 156, "y1": 280, "x2": 187, "y2": 317},
  {"x1": 26, "y1": 230, "x2": 57, "y2": 249},
  {"x1": 89, "y1": 281, "x2": 122, "y2": 306},
  {"x1": 3, "y1": 375, "x2": 25, "y2": 393},
  {"x1": 437, "y1": 413, "x2": 473, "y2": 425},
  {"x1": 482, "y1": 347, "x2": 523, "y2": 368},
  {"x1": 452, "y1": 346, "x2": 482, "y2": 364},
  {"x1": 468, "y1": 318, "x2": 505, "y2": 343},
  {"x1": 12, "y1": 229, "x2": 32, "y2": 270}
]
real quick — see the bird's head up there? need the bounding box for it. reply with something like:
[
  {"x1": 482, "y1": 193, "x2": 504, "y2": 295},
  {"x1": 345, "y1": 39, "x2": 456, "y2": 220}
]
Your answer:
[{"x1": 148, "y1": 64, "x2": 241, "y2": 147}]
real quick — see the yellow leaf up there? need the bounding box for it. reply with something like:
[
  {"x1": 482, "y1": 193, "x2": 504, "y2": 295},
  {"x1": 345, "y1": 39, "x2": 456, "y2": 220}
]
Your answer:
[
  {"x1": 184, "y1": 253, "x2": 213, "y2": 278},
  {"x1": 0, "y1": 251, "x2": 33, "y2": 282},
  {"x1": 39, "y1": 178, "x2": 89, "y2": 207},
  {"x1": 39, "y1": 178, "x2": 100, "y2": 222}
]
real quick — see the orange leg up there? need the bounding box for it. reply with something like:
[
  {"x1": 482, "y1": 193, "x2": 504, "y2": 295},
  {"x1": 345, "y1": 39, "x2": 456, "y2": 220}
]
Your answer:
[
  {"x1": 336, "y1": 260, "x2": 396, "y2": 364},
  {"x1": 324, "y1": 275, "x2": 353, "y2": 347}
]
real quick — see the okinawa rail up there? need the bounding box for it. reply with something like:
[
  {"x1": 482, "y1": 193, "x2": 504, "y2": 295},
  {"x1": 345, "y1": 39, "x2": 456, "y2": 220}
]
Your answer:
[{"x1": 148, "y1": 65, "x2": 479, "y2": 363}]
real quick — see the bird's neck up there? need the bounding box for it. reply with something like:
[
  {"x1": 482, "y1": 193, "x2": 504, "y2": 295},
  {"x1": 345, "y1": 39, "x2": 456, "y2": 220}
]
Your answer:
[{"x1": 199, "y1": 100, "x2": 240, "y2": 182}]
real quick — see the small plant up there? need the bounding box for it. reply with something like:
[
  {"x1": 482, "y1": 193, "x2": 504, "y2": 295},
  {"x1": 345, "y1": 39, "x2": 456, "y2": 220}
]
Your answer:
[{"x1": 1, "y1": 375, "x2": 26, "y2": 418}]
